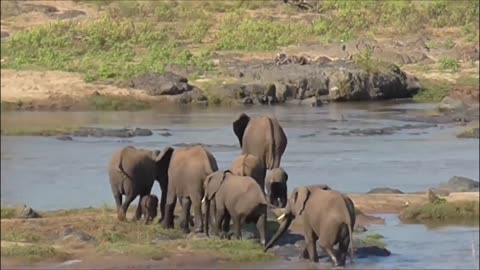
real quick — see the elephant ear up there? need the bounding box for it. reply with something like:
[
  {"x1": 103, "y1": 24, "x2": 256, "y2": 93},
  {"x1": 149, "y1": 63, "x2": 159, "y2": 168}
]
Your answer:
[
  {"x1": 233, "y1": 113, "x2": 250, "y2": 147},
  {"x1": 155, "y1": 146, "x2": 174, "y2": 167},
  {"x1": 205, "y1": 171, "x2": 226, "y2": 200},
  {"x1": 293, "y1": 186, "x2": 310, "y2": 216}
]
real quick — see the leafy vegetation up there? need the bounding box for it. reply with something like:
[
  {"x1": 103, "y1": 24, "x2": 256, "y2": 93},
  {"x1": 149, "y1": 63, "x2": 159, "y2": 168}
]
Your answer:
[
  {"x1": 413, "y1": 79, "x2": 453, "y2": 102},
  {"x1": 439, "y1": 57, "x2": 460, "y2": 72},
  {"x1": 400, "y1": 201, "x2": 480, "y2": 223},
  {"x1": 1, "y1": 231, "x2": 46, "y2": 243}
]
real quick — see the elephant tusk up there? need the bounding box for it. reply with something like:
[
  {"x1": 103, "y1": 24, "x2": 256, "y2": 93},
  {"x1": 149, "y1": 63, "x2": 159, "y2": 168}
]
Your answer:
[
  {"x1": 277, "y1": 213, "x2": 286, "y2": 221},
  {"x1": 202, "y1": 196, "x2": 206, "y2": 203}
]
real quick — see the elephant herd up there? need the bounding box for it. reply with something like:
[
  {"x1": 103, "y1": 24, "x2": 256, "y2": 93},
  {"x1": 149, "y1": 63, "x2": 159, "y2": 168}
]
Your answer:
[{"x1": 108, "y1": 113, "x2": 356, "y2": 267}]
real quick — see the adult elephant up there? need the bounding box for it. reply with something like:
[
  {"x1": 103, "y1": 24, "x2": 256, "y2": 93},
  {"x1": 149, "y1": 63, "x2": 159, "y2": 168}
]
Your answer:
[
  {"x1": 233, "y1": 113, "x2": 287, "y2": 170},
  {"x1": 264, "y1": 186, "x2": 355, "y2": 267},
  {"x1": 161, "y1": 145, "x2": 218, "y2": 234},
  {"x1": 108, "y1": 145, "x2": 173, "y2": 222},
  {"x1": 229, "y1": 154, "x2": 266, "y2": 190}
]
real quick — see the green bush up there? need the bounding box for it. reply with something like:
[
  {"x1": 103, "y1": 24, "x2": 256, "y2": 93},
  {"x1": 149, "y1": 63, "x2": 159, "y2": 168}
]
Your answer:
[
  {"x1": 1, "y1": 16, "x2": 213, "y2": 82},
  {"x1": 439, "y1": 57, "x2": 460, "y2": 72}
]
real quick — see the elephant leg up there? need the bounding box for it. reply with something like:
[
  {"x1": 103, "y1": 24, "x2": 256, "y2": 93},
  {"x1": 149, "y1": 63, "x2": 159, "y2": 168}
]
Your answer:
[
  {"x1": 256, "y1": 211, "x2": 267, "y2": 246},
  {"x1": 233, "y1": 216, "x2": 244, "y2": 240},
  {"x1": 135, "y1": 194, "x2": 147, "y2": 221},
  {"x1": 214, "y1": 205, "x2": 225, "y2": 237},
  {"x1": 180, "y1": 197, "x2": 192, "y2": 234},
  {"x1": 159, "y1": 183, "x2": 167, "y2": 224},
  {"x1": 325, "y1": 246, "x2": 339, "y2": 267},
  {"x1": 337, "y1": 224, "x2": 350, "y2": 266},
  {"x1": 304, "y1": 226, "x2": 319, "y2": 263},
  {"x1": 120, "y1": 193, "x2": 136, "y2": 222},
  {"x1": 301, "y1": 247, "x2": 310, "y2": 260},
  {"x1": 162, "y1": 193, "x2": 177, "y2": 229},
  {"x1": 113, "y1": 192, "x2": 123, "y2": 221},
  {"x1": 222, "y1": 212, "x2": 231, "y2": 237},
  {"x1": 192, "y1": 197, "x2": 204, "y2": 234}
]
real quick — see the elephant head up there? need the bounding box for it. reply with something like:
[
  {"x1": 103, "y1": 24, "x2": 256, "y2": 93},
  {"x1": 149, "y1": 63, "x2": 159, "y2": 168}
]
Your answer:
[
  {"x1": 233, "y1": 113, "x2": 250, "y2": 148},
  {"x1": 233, "y1": 113, "x2": 287, "y2": 170},
  {"x1": 267, "y1": 168, "x2": 289, "y2": 208},
  {"x1": 264, "y1": 186, "x2": 311, "y2": 251}
]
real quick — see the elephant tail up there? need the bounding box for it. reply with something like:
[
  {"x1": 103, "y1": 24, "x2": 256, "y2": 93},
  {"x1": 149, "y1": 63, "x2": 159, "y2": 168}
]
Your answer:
[
  {"x1": 266, "y1": 117, "x2": 277, "y2": 170},
  {"x1": 346, "y1": 212, "x2": 354, "y2": 264},
  {"x1": 116, "y1": 146, "x2": 134, "y2": 182}
]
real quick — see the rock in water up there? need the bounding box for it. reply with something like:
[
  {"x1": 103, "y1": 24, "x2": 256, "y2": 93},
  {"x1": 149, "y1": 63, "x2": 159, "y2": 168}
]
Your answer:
[
  {"x1": 427, "y1": 189, "x2": 440, "y2": 203},
  {"x1": 367, "y1": 187, "x2": 404, "y2": 194},
  {"x1": 14, "y1": 204, "x2": 41, "y2": 219},
  {"x1": 439, "y1": 176, "x2": 479, "y2": 192}
]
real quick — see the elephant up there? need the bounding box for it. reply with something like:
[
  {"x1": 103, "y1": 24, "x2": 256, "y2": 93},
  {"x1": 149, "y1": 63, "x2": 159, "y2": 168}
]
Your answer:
[
  {"x1": 108, "y1": 145, "x2": 173, "y2": 222},
  {"x1": 233, "y1": 113, "x2": 287, "y2": 170},
  {"x1": 264, "y1": 187, "x2": 355, "y2": 267},
  {"x1": 140, "y1": 194, "x2": 159, "y2": 225},
  {"x1": 229, "y1": 154, "x2": 266, "y2": 190},
  {"x1": 161, "y1": 145, "x2": 218, "y2": 234},
  {"x1": 265, "y1": 167, "x2": 289, "y2": 207},
  {"x1": 203, "y1": 170, "x2": 268, "y2": 246}
]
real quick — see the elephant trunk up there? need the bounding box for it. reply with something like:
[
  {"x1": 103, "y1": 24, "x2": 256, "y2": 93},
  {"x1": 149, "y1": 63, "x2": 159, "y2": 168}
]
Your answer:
[{"x1": 264, "y1": 213, "x2": 293, "y2": 251}]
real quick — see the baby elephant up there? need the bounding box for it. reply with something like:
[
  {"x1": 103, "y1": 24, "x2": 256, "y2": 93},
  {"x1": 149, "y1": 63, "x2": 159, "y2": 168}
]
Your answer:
[
  {"x1": 266, "y1": 168, "x2": 288, "y2": 208},
  {"x1": 140, "y1": 194, "x2": 159, "y2": 224},
  {"x1": 203, "y1": 170, "x2": 268, "y2": 246}
]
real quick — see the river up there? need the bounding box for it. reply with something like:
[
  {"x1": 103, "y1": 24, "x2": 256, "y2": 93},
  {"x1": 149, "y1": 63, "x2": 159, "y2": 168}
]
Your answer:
[{"x1": 1, "y1": 101, "x2": 479, "y2": 269}]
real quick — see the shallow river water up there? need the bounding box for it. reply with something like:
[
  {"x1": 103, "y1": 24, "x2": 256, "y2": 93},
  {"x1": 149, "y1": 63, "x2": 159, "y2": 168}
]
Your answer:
[{"x1": 1, "y1": 101, "x2": 479, "y2": 269}]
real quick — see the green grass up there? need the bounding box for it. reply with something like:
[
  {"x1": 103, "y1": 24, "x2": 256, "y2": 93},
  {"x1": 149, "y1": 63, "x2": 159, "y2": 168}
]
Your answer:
[
  {"x1": 439, "y1": 57, "x2": 460, "y2": 72},
  {"x1": 1, "y1": 207, "x2": 17, "y2": 219},
  {"x1": 413, "y1": 78, "x2": 453, "y2": 102},
  {"x1": 1, "y1": 231, "x2": 46, "y2": 243},
  {"x1": 88, "y1": 96, "x2": 151, "y2": 111},
  {"x1": 414, "y1": 75, "x2": 479, "y2": 102},
  {"x1": 1, "y1": 244, "x2": 71, "y2": 263},
  {"x1": 190, "y1": 238, "x2": 274, "y2": 262},
  {"x1": 400, "y1": 200, "x2": 480, "y2": 223}
]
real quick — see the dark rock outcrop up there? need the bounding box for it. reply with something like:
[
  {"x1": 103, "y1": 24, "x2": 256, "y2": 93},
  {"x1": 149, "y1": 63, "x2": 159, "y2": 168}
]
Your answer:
[
  {"x1": 68, "y1": 127, "x2": 153, "y2": 138},
  {"x1": 240, "y1": 59, "x2": 420, "y2": 104}
]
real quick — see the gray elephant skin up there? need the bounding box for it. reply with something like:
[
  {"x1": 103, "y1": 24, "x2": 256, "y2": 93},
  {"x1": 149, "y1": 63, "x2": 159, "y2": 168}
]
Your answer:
[
  {"x1": 266, "y1": 167, "x2": 289, "y2": 207},
  {"x1": 204, "y1": 170, "x2": 268, "y2": 246},
  {"x1": 265, "y1": 186, "x2": 355, "y2": 267},
  {"x1": 161, "y1": 145, "x2": 218, "y2": 234},
  {"x1": 140, "y1": 194, "x2": 159, "y2": 225},
  {"x1": 233, "y1": 113, "x2": 287, "y2": 170},
  {"x1": 108, "y1": 145, "x2": 173, "y2": 222},
  {"x1": 230, "y1": 154, "x2": 266, "y2": 190}
]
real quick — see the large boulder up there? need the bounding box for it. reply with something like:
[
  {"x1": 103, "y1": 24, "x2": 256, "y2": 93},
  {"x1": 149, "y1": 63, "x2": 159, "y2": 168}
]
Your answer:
[{"x1": 438, "y1": 176, "x2": 479, "y2": 192}]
